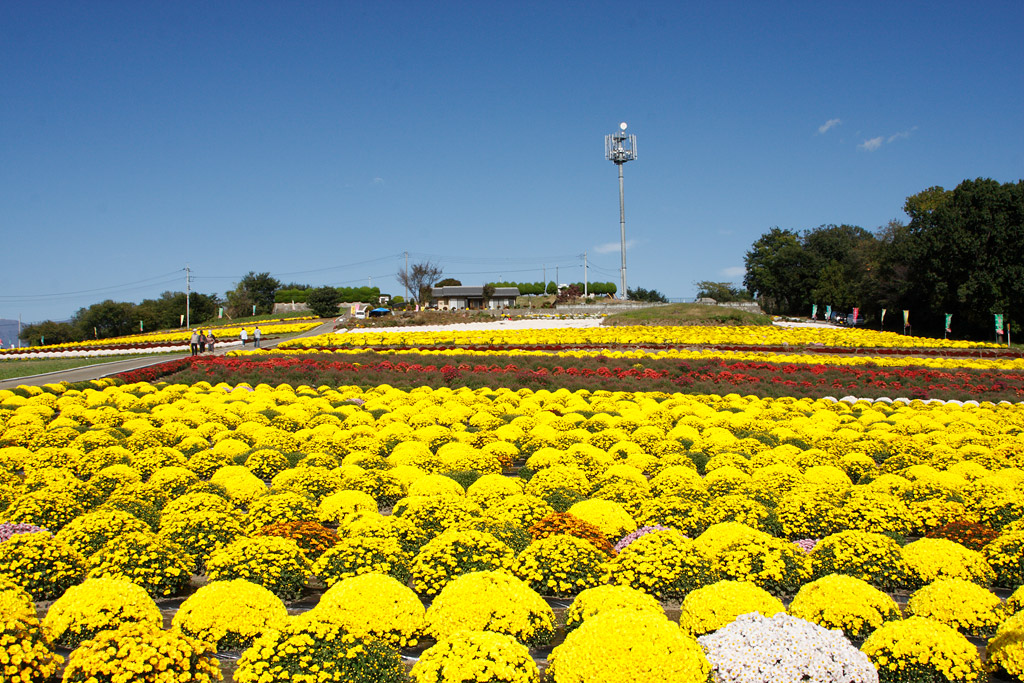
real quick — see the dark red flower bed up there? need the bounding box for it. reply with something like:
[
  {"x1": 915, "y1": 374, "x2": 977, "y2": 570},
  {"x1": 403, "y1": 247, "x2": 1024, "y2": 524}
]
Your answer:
[{"x1": 116, "y1": 352, "x2": 1024, "y2": 402}]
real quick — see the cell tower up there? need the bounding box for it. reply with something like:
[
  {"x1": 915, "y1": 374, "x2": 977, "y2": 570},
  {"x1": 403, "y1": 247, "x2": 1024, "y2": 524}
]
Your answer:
[{"x1": 605, "y1": 122, "x2": 637, "y2": 298}]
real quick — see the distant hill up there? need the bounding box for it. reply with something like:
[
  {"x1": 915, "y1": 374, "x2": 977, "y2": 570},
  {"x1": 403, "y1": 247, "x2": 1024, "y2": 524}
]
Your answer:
[{"x1": 0, "y1": 319, "x2": 21, "y2": 348}]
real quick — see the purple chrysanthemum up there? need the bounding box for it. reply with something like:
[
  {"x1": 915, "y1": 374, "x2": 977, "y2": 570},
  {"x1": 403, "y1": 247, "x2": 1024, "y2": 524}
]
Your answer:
[
  {"x1": 792, "y1": 538, "x2": 819, "y2": 553},
  {"x1": 614, "y1": 525, "x2": 674, "y2": 553},
  {"x1": 0, "y1": 522, "x2": 50, "y2": 542}
]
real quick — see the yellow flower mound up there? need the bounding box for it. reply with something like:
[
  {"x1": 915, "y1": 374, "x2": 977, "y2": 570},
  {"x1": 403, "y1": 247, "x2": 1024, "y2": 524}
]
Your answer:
[
  {"x1": 173, "y1": 579, "x2": 288, "y2": 652},
  {"x1": 788, "y1": 574, "x2": 901, "y2": 643},
  {"x1": 317, "y1": 489, "x2": 378, "y2": 524},
  {"x1": 424, "y1": 570, "x2": 555, "y2": 648},
  {"x1": 412, "y1": 630, "x2": 540, "y2": 683},
  {"x1": 567, "y1": 498, "x2": 637, "y2": 541},
  {"x1": 564, "y1": 584, "x2": 664, "y2": 632},
  {"x1": 62, "y1": 621, "x2": 221, "y2": 683},
  {"x1": 0, "y1": 588, "x2": 62, "y2": 683},
  {"x1": 304, "y1": 573, "x2": 425, "y2": 648},
  {"x1": 548, "y1": 608, "x2": 711, "y2": 683},
  {"x1": 862, "y1": 616, "x2": 983, "y2": 683},
  {"x1": 902, "y1": 537, "x2": 995, "y2": 587},
  {"x1": 678, "y1": 580, "x2": 785, "y2": 637},
  {"x1": 987, "y1": 611, "x2": 1024, "y2": 680},
  {"x1": 906, "y1": 578, "x2": 1005, "y2": 637},
  {"x1": 43, "y1": 577, "x2": 161, "y2": 649}
]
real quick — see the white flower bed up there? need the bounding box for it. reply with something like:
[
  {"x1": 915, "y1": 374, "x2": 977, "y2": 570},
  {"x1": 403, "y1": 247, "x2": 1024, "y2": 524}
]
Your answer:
[{"x1": 698, "y1": 612, "x2": 877, "y2": 683}]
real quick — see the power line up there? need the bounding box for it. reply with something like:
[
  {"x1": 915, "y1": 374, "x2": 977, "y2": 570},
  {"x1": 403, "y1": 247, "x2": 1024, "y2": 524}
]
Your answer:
[{"x1": 0, "y1": 270, "x2": 185, "y2": 301}]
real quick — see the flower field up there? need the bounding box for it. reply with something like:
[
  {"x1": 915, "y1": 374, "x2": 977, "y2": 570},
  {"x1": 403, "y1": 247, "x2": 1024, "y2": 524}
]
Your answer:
[{"x1": 3, "y1": 322, "x2": 1024, "y2": 682}]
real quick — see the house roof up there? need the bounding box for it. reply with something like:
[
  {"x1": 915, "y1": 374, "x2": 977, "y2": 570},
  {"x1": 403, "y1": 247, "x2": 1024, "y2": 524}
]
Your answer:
[{"x1": 431, "y1": 286, "x2": 520, "y2": 297}]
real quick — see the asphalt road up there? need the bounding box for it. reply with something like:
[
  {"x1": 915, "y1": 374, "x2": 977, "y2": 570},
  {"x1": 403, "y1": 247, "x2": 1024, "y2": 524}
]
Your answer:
[{"x1": 0, "y1": 320, "x2": 336, "y2": 391}]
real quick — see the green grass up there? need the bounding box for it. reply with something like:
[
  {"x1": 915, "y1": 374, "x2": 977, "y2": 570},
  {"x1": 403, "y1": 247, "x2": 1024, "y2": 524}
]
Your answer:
[
  {"x1": 601, "y1": 302, "x2": 772, "y2": 327},
  {"x1": 0, "y1": 355, "x2": 160, "y2": 381}
]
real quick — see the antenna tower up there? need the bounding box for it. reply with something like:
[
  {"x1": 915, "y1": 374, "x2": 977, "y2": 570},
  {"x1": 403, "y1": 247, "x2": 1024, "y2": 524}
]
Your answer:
[{"x1": 605, "y1": 122, "x2": 637, "y2": 298}]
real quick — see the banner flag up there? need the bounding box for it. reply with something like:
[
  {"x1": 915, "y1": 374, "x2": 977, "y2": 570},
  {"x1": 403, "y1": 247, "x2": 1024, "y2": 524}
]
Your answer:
[
  {"x1": 140, "y1": 320, "x2": 144, "y2": 332},
  {"x1": 825, "y1": 305, "x2": 832, "y2": 319},
  {"x1": 218, "y1": 308, "x2": 224, "y2": 319},
  {"x1": 811, "y1": 304, "x2": 818, "y2": 319},
  {"x1": 996, "y1": 314, "x2": 1005, "y2": 335},
  {"x1": 180, "y1": 315, "x2": 184, "y2": 326},
  {"x1": 903, "y1": 310, "x2": 910, "y2": 326},
  {"x1": 881, "y1": 308, "x2": 887, "y2": 325},
  {"x1": 945, "y1": 314, "x2": 952, "y2": 333},
  {"x1": 852, "y1": 307, "x2": 860, "y2": 322}
]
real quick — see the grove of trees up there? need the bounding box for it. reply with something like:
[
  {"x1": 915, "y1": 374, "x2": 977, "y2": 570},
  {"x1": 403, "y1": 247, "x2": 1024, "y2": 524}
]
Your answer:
[
  {"x1": 488, "y1": 281, "x2": 618, "y2": 296},
  {"x1": 743, "y1": 178, "x2": 1024, "y2": 339}
]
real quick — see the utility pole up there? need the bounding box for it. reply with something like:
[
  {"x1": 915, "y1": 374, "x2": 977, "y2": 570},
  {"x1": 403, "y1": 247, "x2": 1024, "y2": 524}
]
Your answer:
[
  {"x1": 605, "y1": 122, "x2": 637, "y2": 299},
  {"x1": 185, "y1": 265, "x2": 191, "y2": 328},
  {"x1": 404, "y1": 251, "x2": 408, "y2": 301},
  {"x1": 583, "y1": 252, "x2": 588, "y2": 297}
]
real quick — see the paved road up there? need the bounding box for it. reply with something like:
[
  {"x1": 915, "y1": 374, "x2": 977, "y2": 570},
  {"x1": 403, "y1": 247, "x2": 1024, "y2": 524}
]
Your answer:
[{"x1": 0, "y1": 320, "x2": 337, "y2": 391}]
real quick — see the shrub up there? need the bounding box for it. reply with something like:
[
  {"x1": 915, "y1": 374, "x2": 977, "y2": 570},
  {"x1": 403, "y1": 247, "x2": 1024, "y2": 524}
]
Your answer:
[
  {"x1": 172, "y1": 579, "x2": 288, "y2": 651},
  {"x1": 411, "y1": 529, "x2": 513, "y2": 597},
  {"x1": 678, "y1": 580, "x2": 785, "y2": 637},
  {"x1": 87, "y1": 531, "x2": 191, "y2": 598},
  {"x1": 698, "y1": 612, "x2": 877, "y2": 683},
  {"x1": 694, "y1": 522, "x2": 808, "y2": 594},
  {"x1": 512, "y1": 534, "x2": 607, "y2": 597},
  {"x1": 0, "y1": 588, "x2": 62, "y2": 683},
  {"x1": 312, "y1": 536, "x2": 412, "y2": 587},
  {"x1": 984, "y1": 530, "x2": 1024, "y2": 586},
  {"x1": 42, "y1": 577, "x2": 161, "y2": 648},
  {"x1": 254, "y1": 520, "x2": 338, "y2": 560},
  {"x1": 3, "y1": 490, "x2": 84, "y2": 532},
  {"x1": 528, "y1": 512, "x2": 614, "y2": 555},
  {"x1": 604, "y1": 528, "x2": 712, "y2": 599},
  {"x1": 810, "y1": 530, "x2": 911, "y2": 590},
  {"x1": 861, "y1": 616, "x2": 983, "y2": 683},
  {"x1": 0, "y1": 532, "x2": 86, "y2": 600},
  {"x1": 987, "y1": 611, "x2": 1024, "y2": 681},
  {"x1": 566, "y1": 498, "x2": 637, "y2": 541},
  {"x1": 206, "y1": 536, "x2": 311, "y2": 601},
  {"x1": 271, "y1": 466, "x2": 343, "y2": 504},
  {"x1": 158, "y1": 509, "x2": 244, "y2": 572},
  {"x1": 788, "y1": 574, "x2": 901, "y2": 644},
  {"x1": 925, "y1": 519, "x2": 997, "y2": 551},
  {"x1": 424, "y1": 570, "x2": 555, "y2": 648},
  {"x1": 317, "y1": 489, "x2": 378, "y2": 524},
  {"x1": 901, "y1": 537, "x2": 995, "y2": 587},
  {"x1": 243, "y1": 491, "x2": 317, "y2": 533},
  {"x1": 234, "y1": 618, "x2": 406, "y2": 683},
  {"x1": 392, "y1": 495, "x2": 483, "y2": 542},
  {"x1": 905, "y1": 577, "x2": 1004, "y2": 637},
  {"x1": 62, "y1": 622, "x2": 221, "y2": 683},
  {"x1": 564, "y1": 584, "x2": 663, "y2": 632},
  {"x1": 547, "y1": 608, "x2": 711, "y2": 683},
  {"x1": 411, "y1": 630, "x2": 539, "y2": 683},
  {"x1": 304, "y1": 573, "x2": 424, "y2": 648},
  {"x1": 54, "y1": 509, "x2": 150, "y2": 560}
]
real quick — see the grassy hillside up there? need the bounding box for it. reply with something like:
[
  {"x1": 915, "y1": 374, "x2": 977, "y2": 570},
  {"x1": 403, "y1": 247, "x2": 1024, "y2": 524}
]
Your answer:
[{"x1": 602, "y1": 302, "x2": 772, "y2": 327}]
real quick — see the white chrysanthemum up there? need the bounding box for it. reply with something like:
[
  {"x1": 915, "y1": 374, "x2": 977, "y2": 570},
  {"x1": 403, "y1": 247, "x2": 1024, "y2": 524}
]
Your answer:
[{"x1": 698, "y1": 612, "x2": 877, "y2": 683}]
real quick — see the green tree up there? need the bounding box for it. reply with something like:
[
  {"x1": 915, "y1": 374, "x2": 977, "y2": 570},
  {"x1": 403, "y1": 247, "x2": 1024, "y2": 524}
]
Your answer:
[
  {"x1": 73, "y1": 300, "x2": 137, "y2": 339},
  {"x1": 227, "y1": 272, "x2": 281, "y2": 317},
  {"x1": 694, "y1": 281, "x2": 751, "y2": 302},
  {"x1": 435, "y1": 278, "x2": 462, "y2": 287},
  {"x1": 743, "y1": 228, "x2": 813, "y2": 314},
  {"x1": 19, "y1": 320, "x2": 81, "y2": 345},
  {"x1": 306, "y1": 287, "x2": 342, "y2": 318},
  {"x1": 627, "y1": 286, "x2": 668, "y2": 302}
]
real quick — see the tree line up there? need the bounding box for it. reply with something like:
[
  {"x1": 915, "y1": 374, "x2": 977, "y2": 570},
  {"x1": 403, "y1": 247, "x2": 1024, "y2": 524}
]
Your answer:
[
  {"x1": 487, "y1": 281, "x2": 618, "y2": 296},
  {"x1": 743, "y1": 178, "x2": 1024, "y2": 339}
]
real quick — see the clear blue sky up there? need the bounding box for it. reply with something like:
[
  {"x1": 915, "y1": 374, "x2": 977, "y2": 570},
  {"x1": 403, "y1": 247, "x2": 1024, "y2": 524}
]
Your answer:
[{"x1": 2, "y1": 1, "x2": 1022, "y2": 323}]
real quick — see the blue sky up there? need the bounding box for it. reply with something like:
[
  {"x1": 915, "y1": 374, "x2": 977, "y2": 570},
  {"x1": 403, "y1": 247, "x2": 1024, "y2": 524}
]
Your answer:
[{"x1": 2, "y1": 1, "x2": 1022, "y2": 323}]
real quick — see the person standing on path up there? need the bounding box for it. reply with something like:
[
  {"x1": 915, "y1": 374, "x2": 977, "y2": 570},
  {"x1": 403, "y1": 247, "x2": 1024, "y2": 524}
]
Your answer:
[
  {"x1": 254, "y1": 326, "x2": 262, "y2": 348},
  {"x1": 208, "y1": 332, "x2": 216, "y2": 353},
  {"x1": 189, "y1": 329, "x2": 199, "y2": 356},
  {"x1": 198, "y1": 331, "x2": 207, "y2": 353},
  {"x1": 240, "y1": 328, "x2": 248, "y2": 346}
]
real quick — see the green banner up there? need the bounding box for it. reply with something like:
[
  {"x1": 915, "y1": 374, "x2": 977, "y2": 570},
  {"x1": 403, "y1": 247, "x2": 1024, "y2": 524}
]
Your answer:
[
  {"x1": 944, "y1": 314, "x2": 952, "y2": 332},
  {"x1": 996, "y1": 313, "x2": 1005, "y2": 334}
]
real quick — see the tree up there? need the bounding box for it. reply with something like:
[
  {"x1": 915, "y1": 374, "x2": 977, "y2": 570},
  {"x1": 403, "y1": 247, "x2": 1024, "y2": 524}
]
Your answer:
[
  {"x1": 396, "y1": 261, "x2": 443, "y2": 303},
  {"x1": 482, "y1": 283, "x2": 496, "y2": 304},
  {"x1": 227, "y1": 272, "x2": 281, "y2": 317},
  {"x1": 627, "y1": 287, "x2": 668, "y2": 302},
  {"x1": 306, "y1": 287, "x2": 342, "y2": 318},
  {"x1": 694, "y1": 281, "x2": 751, "y2": 302},
  {"x1": 435, "y1": 278, "x2": 462, "y2": 287},
  {"x1": 545, "y1": 281, "x2": 557, "y2": 295},
  {"x1": 72, "y1": 300, "x2": 137, "y2": 339},
  {"x1": 20, "y1": 320, "x2": 80, "y2": 345},
  {"x1": 743, "y1": 228, "x2": 814, "y2": 314}
]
